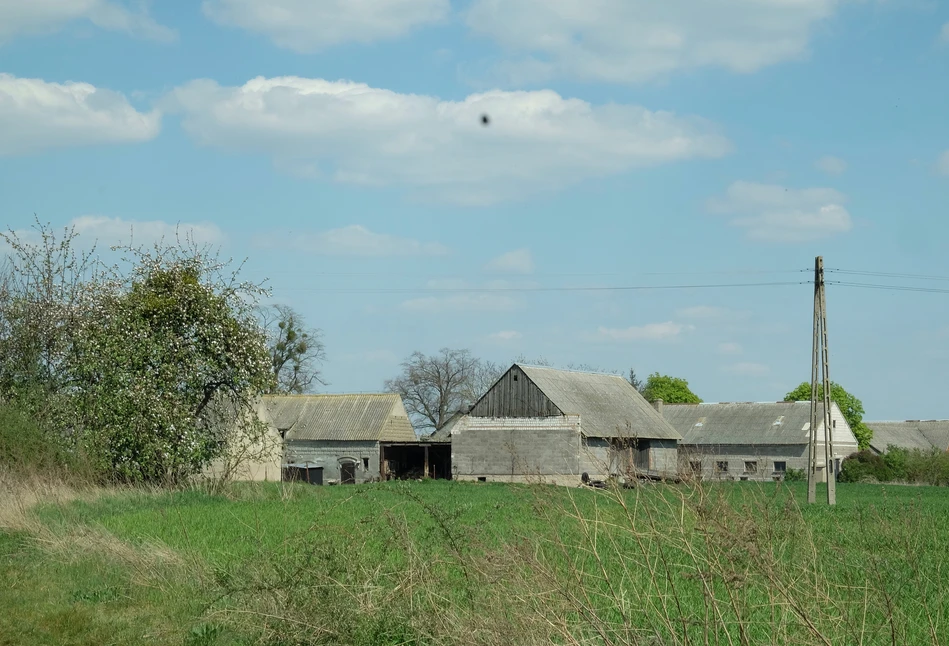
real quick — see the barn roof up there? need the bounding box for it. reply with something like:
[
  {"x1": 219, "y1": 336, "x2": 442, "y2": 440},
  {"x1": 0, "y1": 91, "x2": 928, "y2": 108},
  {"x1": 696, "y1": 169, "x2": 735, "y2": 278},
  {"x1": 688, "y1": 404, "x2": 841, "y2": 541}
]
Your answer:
[
  {"x1": 866, "y1": 420, "x2": 949, "y2": 453},
  {"x1": 515, "y1": 365, "x2": 682, "y2": 441},
  {"x1": 262, "y1": 394, "x2": 417, "y2": 442},
  {"x1": 664, "y1": 401, "x2": 855, "y2": 446}
]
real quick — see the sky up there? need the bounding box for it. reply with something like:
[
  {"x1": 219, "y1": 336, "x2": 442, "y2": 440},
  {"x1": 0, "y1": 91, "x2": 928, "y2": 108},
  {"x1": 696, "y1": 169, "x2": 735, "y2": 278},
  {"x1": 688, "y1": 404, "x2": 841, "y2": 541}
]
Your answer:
[{"x1": 1, "y1": 0, "x2": 948, "y2": 421}]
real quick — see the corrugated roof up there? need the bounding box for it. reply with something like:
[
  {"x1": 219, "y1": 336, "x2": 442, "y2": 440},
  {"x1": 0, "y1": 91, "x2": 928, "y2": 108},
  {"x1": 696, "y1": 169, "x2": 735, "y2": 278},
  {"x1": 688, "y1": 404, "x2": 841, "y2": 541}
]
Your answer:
[
  {"x1": 866, "y1": 420, "x2": 949, "y2": 453},
  {"x1": 515, "y1": 365, "x2": 681, "y2": 440},
  {"x1": 427, "y1": 409, "x2": 465, "y2": 442},
  {"x1": 665, "y1": 401, "x2": 855, "y2": 446},
  {"x1": 263, "y1": 394, "x2": 417, "y2": 442}
]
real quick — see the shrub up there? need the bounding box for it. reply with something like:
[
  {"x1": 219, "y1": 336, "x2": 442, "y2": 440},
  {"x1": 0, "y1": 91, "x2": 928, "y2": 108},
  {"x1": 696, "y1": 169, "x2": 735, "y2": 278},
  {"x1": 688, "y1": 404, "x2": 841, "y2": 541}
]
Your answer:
[
  {"x1": 784, "y1": 467, "x2": 806, "y2": 482},
  {"x1": 839, "y1": 450, "x2": 892, "y2": 483}
]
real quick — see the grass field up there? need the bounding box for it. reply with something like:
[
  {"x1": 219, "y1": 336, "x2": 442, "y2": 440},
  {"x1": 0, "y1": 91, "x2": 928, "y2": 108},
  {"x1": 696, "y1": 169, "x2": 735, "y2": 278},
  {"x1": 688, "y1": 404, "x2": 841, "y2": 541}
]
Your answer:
[{"x1": 2, "y1": 478, "x2": 948, "y2": 645}]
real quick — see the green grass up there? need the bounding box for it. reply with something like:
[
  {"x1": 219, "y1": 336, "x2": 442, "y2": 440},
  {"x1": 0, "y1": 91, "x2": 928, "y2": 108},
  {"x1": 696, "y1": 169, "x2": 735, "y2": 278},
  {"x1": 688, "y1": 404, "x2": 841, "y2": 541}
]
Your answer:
[{"x1": 4, "y1": 479, "x2": 949, "y2": 645}]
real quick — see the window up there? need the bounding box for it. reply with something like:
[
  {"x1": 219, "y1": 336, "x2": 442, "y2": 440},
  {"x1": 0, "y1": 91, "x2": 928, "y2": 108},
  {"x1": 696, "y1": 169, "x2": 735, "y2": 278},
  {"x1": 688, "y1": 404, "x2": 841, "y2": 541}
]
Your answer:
[
  {"x1": 774, "y1": 461, "x2": 787, "y2": 473},
  {"x1": 744, "y1": 461, "x2": 758, "y2": 475},
  {"x1": 362, "y1": 457, "x2": 369, "y2": 469},
  {"x1": 689, "y1": 461, "x2": 702, "y2": 475},
  {"x1": 715, "y1": 461, "x2": 729, "y2": 474},
  {"x1": 832, "y1": 420, "x2": 836, "y2": 428},
  {"x1": 477, "y1": 476, "x2": 487, "y2": 482}
]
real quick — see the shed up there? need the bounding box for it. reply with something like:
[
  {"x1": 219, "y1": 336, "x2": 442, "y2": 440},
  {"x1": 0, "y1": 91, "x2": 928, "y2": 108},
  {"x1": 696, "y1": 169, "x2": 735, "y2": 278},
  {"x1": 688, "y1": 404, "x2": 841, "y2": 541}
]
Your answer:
[
  {"x1": 265, "y1": 393, "x2": 416, "y2": 485},
  {"x1": 664, "y1": 401, "x2": 858, "y2": 482},
  {"x1": 452, "y1": 364, "x2": 682, "y2": 485},
  {"x1": 866, "y1": 420, "x2": 949, "y2": 454}
]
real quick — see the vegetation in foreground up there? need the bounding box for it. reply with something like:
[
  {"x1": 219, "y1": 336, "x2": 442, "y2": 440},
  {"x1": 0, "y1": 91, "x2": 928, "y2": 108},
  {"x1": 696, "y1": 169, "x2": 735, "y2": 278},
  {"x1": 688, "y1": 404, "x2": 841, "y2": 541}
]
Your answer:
[{"x1": 3, "y1": 471, "x2": 948, "y2": 646}]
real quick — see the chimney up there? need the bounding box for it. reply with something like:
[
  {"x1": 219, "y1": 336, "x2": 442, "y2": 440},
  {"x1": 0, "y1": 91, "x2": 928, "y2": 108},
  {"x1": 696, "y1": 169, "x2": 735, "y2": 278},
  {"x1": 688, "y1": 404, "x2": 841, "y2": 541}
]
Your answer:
[{"x1": 652, "y1": 398, "x2": 664, "y2": 414}]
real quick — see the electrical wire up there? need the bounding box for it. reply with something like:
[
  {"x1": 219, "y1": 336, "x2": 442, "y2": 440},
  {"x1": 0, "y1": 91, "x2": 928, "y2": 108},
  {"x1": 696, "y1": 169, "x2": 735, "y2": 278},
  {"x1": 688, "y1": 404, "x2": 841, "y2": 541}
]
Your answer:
[
  {"x1": 270, "y1": 280, "x2": 810, "y2": 294},
  {"x1": 828, "y1": 281, "x2": 949, "y2": 295},
  {"x1": 826, "y1": 269, "x2": 949, "y2": 282}
]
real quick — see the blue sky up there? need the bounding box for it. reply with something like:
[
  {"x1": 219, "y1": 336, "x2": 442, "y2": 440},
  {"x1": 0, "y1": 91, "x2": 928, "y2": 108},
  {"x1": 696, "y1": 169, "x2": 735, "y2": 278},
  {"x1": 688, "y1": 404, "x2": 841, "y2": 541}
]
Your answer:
[{"x1": 1, "y1": 0, "x2": 948, "y2": 421}]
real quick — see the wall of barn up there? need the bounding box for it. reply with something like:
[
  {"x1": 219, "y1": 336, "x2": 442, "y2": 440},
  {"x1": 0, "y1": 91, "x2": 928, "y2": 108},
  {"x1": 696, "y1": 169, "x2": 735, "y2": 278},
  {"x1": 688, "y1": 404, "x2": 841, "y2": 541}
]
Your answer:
[
  {"x1": 452, "y1": 416, "x2": 581, "y2": 485},
  {"x1": 469, "y1": 365, "x2": 561, "y2": 418},
  {"x1": 650, "y1": 440, "x2": 679, "y2": 475},
  {"x1": 284, "y1": 440, "x2": 381, "y2": 484},
  {"x1": 578, "y1": 438, "x2": 679, "y2": 480},
  {"x1": 678, "y1": 444, "x2": 812, "y2": 482}
]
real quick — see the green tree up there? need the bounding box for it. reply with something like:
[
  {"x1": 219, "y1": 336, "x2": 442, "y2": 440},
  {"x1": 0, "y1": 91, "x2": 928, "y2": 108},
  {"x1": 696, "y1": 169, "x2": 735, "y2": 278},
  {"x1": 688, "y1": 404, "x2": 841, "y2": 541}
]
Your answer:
[
  {"x1": 641, "y1": 373, "x2": 702, "y2": 404},
  {"x1": 263, "y1": 304, "x2": 326, "y2": 394},
  {"x1": 67, "y1": 244, "x2": 274, "y2": 484},
  {"x1": 783, "y1": 381, "x2": 872, "y2": 450}
]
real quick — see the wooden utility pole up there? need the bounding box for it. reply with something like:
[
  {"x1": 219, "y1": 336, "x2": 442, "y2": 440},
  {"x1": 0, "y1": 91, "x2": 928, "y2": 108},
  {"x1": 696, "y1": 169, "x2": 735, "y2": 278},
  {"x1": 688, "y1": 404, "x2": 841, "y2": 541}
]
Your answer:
[{"x1": 807, "y1": 256, "x2": 836, "y2": 505}]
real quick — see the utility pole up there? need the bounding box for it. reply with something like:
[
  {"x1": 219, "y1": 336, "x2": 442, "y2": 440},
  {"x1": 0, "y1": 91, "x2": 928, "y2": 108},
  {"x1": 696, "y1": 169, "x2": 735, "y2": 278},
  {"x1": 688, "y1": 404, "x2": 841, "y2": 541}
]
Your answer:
[{"x1": 807, "y1": 256, "x2": 836, "y2": 505}]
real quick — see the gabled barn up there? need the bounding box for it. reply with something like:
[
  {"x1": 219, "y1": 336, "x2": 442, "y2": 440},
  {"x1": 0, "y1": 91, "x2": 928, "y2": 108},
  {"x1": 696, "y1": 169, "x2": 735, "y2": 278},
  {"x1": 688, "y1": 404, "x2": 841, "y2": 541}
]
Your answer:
[
  {"x1": 451, "y1": 364, "x2": 682, "y2": 485},
  {"x1": 866, "y1": 420, "x2": 949, "y2": 454},
  {"x1": 664, "y1": 401, "x2": 858, "y2": 482},
  {"x1": 266, "y1": 393, "x2": 417, "y2": 485}
]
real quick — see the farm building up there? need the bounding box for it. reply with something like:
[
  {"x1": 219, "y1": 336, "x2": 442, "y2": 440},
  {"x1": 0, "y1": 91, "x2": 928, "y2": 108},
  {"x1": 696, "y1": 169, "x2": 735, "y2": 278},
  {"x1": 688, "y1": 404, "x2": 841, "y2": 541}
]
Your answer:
[
  {"x1": 866, "y1": 420, "x2": 949, "y2": 454},
  {"x1": 664, "y1": 401, "x2": 858, "y2": 482},
  {"x1": 268, "y1": 393, "x2": 418, "y2": 485},
  {"x1": 451, "y1": 364, "x2": 682, "y2": 485},
  {"x1": 203, "y1": 397, "x2": 283, "y2": 482}
]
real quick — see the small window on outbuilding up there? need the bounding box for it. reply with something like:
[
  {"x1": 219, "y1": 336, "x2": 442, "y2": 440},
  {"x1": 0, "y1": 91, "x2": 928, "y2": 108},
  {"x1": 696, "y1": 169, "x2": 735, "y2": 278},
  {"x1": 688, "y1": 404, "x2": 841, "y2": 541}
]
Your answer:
[
  {"x1": 689, "y1": 460, "x2": 702, "y2": 475},
  {"x1": 744, "y1": 461, "x2": 758, "y2": 474},
  {"x1": 477, "y1": 476, "x2": 487, "y2": 482},
  {"x1": 715, "y1": 461, "x2": 729, "y2": 474},
  {"x1": 774, "y1": 461, "x2": 787, "y2": 473},
  {"x1": 362, "y1": 457, "x2": 369, "y2": 469}
]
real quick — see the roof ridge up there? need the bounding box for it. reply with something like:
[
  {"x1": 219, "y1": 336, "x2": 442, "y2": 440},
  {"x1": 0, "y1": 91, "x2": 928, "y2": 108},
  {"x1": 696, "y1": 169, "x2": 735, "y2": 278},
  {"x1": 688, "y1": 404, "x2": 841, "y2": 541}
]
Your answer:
[{"x1": 516, "y1": 363, "x2": 626, "y2": 379}]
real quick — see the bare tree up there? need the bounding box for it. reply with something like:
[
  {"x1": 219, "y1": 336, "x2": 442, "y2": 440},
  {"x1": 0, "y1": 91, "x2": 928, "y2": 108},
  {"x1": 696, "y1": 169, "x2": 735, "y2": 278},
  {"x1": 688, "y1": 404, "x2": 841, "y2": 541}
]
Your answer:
[
  {"x1": 385, "y1": 348, "x2": 495, "y2": 432},
  {"x1": 262, "y1": 304, "x2": 326, "y2": 394},
  {"x1": 628, "y1": 368, "x2": 645, "y2": 393}
]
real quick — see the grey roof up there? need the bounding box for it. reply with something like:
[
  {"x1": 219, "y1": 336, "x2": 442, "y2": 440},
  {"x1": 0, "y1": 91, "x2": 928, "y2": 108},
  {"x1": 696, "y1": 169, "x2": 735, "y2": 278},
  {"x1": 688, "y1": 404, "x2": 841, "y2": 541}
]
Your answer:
[
  {"x1": 427, "y1": 409, "x2": 465, "y2": 442},
  {"x1": 515, "y1": 365, "x2": 681, "y2": 441},
  {"x1": 665, "y1": 401, "x2": 853, "y2": 446},
  {"x1": 263, "y1": 394, "x2": 417, "y2": 442},
  {"x1": 866, "y1": 420, "x2": 949, "y2": 453}
]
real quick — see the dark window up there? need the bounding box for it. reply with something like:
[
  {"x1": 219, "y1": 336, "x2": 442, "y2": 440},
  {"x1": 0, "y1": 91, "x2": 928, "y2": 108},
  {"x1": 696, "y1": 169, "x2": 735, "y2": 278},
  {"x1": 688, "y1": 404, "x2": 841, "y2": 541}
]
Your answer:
[
  {"x1": 715, "y1": 461, "x2": 728, "y2": 474},
  {"x1": 340, "y1": 462, "x2": 356, "y2": 484},
  {"x1": 477, "y1": 476, "x2": 487, "y2": 482},
  {"x1": 689, "y1": 460, "x2": 702, "y2": 474},
  {"x1": 832, "y1": 420, "x2": 836, "y2": 428},
  {"x1": 362, "y1": 457, "x2": 369, "y2": 469},
  {"x1": 744, "y1": 461, "x2": 758, "y2": 474},
  {"x1": 774, "y1": 461, "x2": 787, "y2": 473}
]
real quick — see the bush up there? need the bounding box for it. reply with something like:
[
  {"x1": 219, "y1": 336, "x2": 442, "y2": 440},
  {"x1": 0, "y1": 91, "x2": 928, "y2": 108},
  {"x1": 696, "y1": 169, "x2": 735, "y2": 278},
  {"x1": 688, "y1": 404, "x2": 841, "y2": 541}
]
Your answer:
[
  {"x1": 0, "y1": 402, "x2": 68, "y2": 475},
  {"x1": 839, "y1": 450, "x2": 892, "y2": 483},
  {"x1": 784, "y1": 467, "x2": 806, "y2": 482}
]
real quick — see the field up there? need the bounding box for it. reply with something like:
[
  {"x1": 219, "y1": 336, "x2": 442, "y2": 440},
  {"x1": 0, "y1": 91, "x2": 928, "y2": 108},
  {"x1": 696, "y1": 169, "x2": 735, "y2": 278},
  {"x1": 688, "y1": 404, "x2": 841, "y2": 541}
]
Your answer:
[{"x1": 2, "y1": 477, "x2": 948, "y2": 646}]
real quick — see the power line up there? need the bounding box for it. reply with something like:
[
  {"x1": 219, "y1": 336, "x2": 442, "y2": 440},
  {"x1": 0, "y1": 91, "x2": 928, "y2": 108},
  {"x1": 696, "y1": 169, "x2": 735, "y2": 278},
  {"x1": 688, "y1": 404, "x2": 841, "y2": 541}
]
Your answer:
[
  {"x1": 829, "y1": 281, "x2": 949, "y2": 295},
  {"x1": 269, "y1": 280, "x2": 809, "y2": 294},
  {"x1": 827, "y1": 269, "x2": 949, "y2": 282}
]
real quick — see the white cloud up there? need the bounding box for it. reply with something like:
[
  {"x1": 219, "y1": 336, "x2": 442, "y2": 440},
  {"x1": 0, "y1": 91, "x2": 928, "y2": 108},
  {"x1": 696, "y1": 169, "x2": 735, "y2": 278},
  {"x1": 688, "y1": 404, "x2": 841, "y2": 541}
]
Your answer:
[
  {"x1": 595, "y1": 321, "x2": 694, "y2": 342},
  {"x1": 676, "y1": 305, "x2": 750, "y2": 322},
  {"x1": 166, "y1": 76, "x2": 730, "y2": 205},
  {"x1": 708, "y1": 181, "x2": 852, "y2": 242},
  {"x1": 485, "y1": 249, "x2": 534, "y2": 274},
  {"x1": 815, "y1": 155, "x2": 847, "y2": 175},
  {"x1": 0, "y1": 74, "x2": 160, "y2": 155},
  {"x1": 717, "y1": 342, "x2": 743, "y2": 355},
  {"x1": 255, "y1": 225, "x2": 448, "y2": 256},
  {"x1": 71, "y1": 216, "x2": 225, "y2": 247},
  {"x1": 936, "y1": 150, "x2": 949, "y2": 177},
  {"x1": 400, "y1": 293, "x2": 519, "y2": 313},
  {"x1": 723, "y1": 362, "x2": 770, "y2": 377},
  {"x1": 488, "y1": 330, "x2": 522, "y2": 342},
  {"x1": 203, "y1": 0, "x2": 448, "y2": 51},
  {"x1": 466, "y1": 0, "x2": 838, "y2": 84},
  {"x1": 2, "y1": 216, "x2": 224, "y2": 252},
  {"x1": 0, "y1": 0, "x2": 175, "y2": 44}
]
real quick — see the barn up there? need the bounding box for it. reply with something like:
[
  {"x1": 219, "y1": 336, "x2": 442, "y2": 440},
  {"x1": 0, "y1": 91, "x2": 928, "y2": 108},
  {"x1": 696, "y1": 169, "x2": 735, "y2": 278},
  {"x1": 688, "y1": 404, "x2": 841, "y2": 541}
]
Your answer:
[
  {"x1": 866, "y1": 420, "x2": 949, "y2": 454},
  {"x1": 663, "y1": 401, "x2": 858, "y2": 482},
  {"x1": 451, "y1": 364, "x2": 682, "y2": 485},
  {"x1": 267, "y1": 393, "x2": 417, "y2": 485}
]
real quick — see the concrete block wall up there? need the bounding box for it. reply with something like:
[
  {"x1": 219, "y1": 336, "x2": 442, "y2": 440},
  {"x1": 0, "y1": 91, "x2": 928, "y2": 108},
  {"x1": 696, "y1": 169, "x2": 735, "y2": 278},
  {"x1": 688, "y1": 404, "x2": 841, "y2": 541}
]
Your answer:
[
  {"x1": 679, "y1": 444, "x2": 811, "y2": 482},
  {"x1": 452, "y1": 416, "x2": 581, "y2": 482},
  {"x1": 284, "y1": 439, "x2": 381, "y2": 484}
]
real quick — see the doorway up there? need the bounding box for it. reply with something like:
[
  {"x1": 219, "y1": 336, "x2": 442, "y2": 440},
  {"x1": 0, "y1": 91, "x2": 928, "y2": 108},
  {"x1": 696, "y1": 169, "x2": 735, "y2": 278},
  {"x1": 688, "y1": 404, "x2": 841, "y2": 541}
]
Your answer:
[{"x1": 340, "y1": 461, "x2": 356, "y2": 485}]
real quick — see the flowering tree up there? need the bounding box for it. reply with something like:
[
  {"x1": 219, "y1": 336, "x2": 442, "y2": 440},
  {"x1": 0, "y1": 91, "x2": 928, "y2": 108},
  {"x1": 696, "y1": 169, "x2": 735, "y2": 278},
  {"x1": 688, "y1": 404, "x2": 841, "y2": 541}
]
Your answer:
[
  {"x1": 67, "y1": 243, "x2": 274, "y2": 483},
  {"x1": 1, "y1": 219, "x2": 276, "y2": 484}
]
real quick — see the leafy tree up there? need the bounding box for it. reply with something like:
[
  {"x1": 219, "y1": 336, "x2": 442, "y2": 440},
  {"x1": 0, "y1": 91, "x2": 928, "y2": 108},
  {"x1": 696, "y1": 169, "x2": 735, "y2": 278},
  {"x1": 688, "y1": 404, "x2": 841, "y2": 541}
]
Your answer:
[
  {"x1": 641, "y1": 373, "x2": 702, "y2": 404},
  {"x1": 783, "y1": 382, "x2": 872, "y2": 450},
  {"x1": 263, "y1": 304, "x2": 326, "y2": 394},
  {"x1": 385, "y1": 348, "x2": 497, "y2": 432}
]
